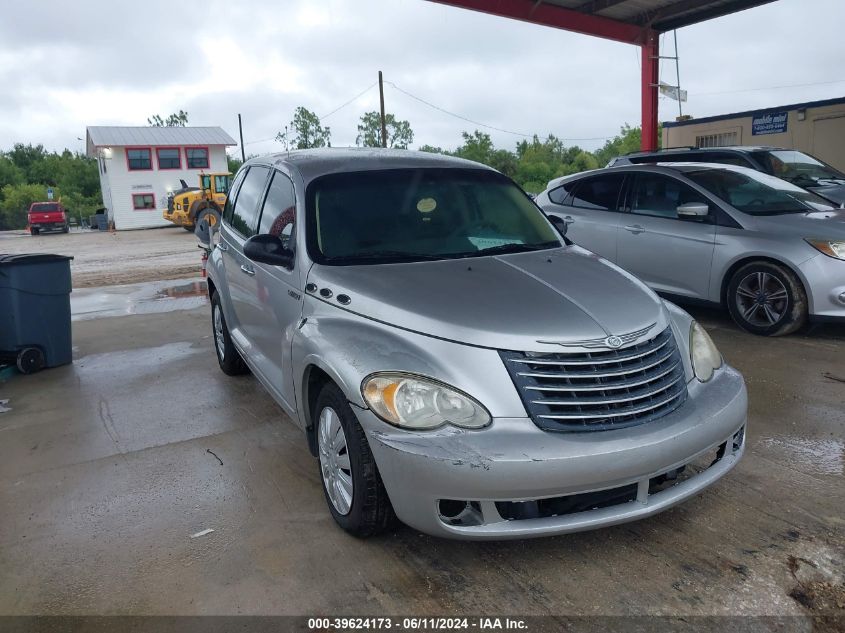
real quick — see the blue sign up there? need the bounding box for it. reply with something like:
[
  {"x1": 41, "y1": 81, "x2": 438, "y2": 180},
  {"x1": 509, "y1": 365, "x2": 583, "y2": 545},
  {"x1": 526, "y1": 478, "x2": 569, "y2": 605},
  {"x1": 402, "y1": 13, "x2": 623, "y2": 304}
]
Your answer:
[
  {"x1": 752, "y1": 111, "x2": 788, "y2": 136},
  {"x1": 46, "y1": 187, "x2": 54, "y2": 200}
]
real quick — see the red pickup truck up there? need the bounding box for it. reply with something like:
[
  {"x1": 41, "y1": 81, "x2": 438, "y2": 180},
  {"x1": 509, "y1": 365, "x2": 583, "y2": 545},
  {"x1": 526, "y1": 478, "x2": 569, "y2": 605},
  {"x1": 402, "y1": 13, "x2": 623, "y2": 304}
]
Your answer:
[{"x1": 27, "y1": 202, "x2": 69, "y2": 235}]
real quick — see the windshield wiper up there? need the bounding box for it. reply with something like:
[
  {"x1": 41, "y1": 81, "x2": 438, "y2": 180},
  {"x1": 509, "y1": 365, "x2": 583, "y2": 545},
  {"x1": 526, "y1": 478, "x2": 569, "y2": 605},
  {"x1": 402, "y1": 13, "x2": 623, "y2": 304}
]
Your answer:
[
  {"x1": 324, "y1": 250, "x2": 447, "y2": 263},
  {"x1": 455, "y1": 241, "x2": 560, "y2": 258}
]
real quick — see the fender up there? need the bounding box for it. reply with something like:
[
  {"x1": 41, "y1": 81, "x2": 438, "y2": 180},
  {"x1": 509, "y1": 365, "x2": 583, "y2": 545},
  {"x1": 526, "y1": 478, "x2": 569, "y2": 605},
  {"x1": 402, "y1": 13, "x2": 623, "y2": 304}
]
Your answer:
[{"x1": 291, "y1": 298, "x2": 528, "y2": 433}]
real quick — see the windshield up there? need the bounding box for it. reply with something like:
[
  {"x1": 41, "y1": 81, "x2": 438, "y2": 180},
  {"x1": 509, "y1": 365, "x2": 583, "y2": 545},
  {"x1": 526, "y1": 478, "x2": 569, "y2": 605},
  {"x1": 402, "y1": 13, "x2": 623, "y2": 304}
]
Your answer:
[
  {"x1": 685, "y1": 168, "x2": 833, "y2": 215},
  {"x1": 306, "y1": 168, "x2": 560, "y2": 264},
  {"x1": 214, "y1": 175, "x2": 230, "y2": 194},
  {"x1": 754, "y1": 150, "x2": 845, "y2": 185}
]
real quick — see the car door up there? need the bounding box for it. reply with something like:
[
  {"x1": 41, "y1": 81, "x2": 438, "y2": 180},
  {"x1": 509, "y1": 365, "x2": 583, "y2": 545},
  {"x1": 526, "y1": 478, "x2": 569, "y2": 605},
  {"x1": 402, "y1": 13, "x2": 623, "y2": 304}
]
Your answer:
[
  {"x1": 542, "y1": 173, "x2": 627, "y2": 262},
  {"x1": 219, "y1": 165, "x2": 271, "y2": 352},
  {"x1": 616, "y1": 172, "x2": 717, "y2": 299},
  {"x1": 240, "y1": 169, "x2": 302, "y2": 410}
]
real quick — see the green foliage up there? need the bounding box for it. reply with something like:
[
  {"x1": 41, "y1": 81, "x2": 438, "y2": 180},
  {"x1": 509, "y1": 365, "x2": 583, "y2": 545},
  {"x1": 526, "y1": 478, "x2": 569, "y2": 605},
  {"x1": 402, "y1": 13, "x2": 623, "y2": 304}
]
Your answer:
[
  {"x1": 227, "y1": 155, "x2": 243, "y2": 175},
  {"x1": 356, "y1": 111, "x2": 414, "y2": 149},
  {"x1": 0, "y1": 143, "x2": 102, "y2": 230},
  {"x1": 277, "y1": 107, "x2": 331, "y2": 149},
  {"x1": 148, "y1": 110, "x2": 189, "y2": 127}
]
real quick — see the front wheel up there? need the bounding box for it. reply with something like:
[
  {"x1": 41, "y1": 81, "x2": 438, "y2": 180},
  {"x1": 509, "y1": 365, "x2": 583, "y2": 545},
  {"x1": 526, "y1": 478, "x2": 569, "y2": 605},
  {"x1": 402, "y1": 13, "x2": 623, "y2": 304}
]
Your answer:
[
  {"x1": 315, "y1": 382, "x2": 396, "y2": 537},
  {"x1": 726, "y1": 261, "x2": 807, "y2": 336},
  {"x1": 197, "y1": 208, "x2": 221, "y2": 230},
  {"x1": 210, "y1": 291, "x2": 249, "y2": 375},
  {"x1": 30, "y1": 228, "x2": 40, "y2": 236}
]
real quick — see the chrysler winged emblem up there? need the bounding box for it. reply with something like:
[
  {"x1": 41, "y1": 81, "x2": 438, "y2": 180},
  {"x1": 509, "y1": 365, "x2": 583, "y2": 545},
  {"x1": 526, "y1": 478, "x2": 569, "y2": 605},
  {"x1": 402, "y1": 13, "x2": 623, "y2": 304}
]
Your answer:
[{"x1": 604, "y1": 335, "x2": 623, "y2": 349}]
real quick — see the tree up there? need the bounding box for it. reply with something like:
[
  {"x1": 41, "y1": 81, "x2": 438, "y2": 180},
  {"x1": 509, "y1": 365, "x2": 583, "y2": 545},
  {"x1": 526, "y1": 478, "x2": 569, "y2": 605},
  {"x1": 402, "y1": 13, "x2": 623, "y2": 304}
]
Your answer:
[
  {"x1": 276, "y1": 107, "x2": 330, "y2": 149},
  {"x1": 452, "y1": 130, "x2": 496, "y2": 165},
  {"x1": 147, "y1": 110, "x2": 189, "y2": 127},
  {"x1": 418, "y1": 144, "x2": 445, "y2": 154},
  {"x1": 355, "y1": 111, "x2": 414, "y2": 149},
  {"x1": 0, "y1": 183, "x2": 54, "y2": 230}
]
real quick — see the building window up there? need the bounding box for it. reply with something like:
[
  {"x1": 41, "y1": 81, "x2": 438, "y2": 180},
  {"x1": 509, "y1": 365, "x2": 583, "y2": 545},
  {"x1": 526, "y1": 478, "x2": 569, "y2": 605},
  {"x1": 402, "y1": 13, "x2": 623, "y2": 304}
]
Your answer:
[
  {"x1": 156, "y1": 147, "x2": 181, "y2": 169},
  {"x1": 186, "y1": 147, "x2": 210, "y2": 169},
  {"x1": 126, "y1": 148, "x2": 152, "y2": 170},
  {"x1": 695, "y1": 132, "x2": 738, "y2": 148},
  {"x1": 132, "y1": 193, "x2": 156, "y2": 210}
]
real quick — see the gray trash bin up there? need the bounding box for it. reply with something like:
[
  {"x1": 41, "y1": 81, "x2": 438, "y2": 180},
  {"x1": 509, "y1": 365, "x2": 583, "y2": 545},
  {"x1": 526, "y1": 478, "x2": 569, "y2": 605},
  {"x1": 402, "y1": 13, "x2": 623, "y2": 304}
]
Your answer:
[{"x1": 0, "y1": 253, "x2": 74, "y2": 373}]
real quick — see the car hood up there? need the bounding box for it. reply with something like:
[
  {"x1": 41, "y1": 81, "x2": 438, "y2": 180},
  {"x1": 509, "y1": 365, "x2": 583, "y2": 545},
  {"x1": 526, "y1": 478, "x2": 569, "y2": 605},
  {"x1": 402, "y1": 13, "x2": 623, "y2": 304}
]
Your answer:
[
  {"x1": 305, "y1": 247, "x2": 668, "y2": 352},
  {"x1": 747, "y1": 208, "x2": 845, "y2": 238},
  {"x1": 806, "y1": 182, "x2": 845, "y2": 207}
]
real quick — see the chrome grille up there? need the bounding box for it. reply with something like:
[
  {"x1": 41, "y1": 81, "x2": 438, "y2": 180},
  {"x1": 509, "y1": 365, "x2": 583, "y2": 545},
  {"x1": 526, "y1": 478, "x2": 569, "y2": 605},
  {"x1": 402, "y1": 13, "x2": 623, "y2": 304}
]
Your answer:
[{"x1": 500, "y1": 327, "x2": 687, "y2": 432}]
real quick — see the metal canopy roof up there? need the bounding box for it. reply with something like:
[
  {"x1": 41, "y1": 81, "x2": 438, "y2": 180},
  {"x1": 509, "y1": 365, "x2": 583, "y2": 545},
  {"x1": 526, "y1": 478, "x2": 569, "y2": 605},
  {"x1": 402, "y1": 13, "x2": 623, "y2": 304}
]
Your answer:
[
  {"x1": 427, "y1": 0, "x2": 777, "y2": 43},
  {"x1": 86, "y1": 126, "x2": 236, "y2": 157},
  {"x1": 537, "y1": 0, "x2": 776, "y2": 33}
]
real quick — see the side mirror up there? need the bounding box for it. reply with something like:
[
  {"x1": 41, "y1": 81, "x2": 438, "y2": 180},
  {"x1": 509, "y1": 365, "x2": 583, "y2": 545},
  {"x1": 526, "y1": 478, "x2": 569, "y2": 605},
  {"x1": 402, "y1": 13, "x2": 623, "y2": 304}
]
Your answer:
[
  {"x1": 547, "y1": 214, "x2": 568, "y2": 237},
  {"x1": 677, "y1": 202, "x2": 709, "y2": 219},
  {"x1": 243, "y1": 234, "x2": 294, "y2": 268}
]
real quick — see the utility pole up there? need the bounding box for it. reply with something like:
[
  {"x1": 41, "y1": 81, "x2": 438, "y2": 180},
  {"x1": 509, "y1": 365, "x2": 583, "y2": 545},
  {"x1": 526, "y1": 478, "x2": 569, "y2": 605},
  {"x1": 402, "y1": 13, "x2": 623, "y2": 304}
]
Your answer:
[
  {"x1": 238, "y1": 114, "x2": 246, "y2": 162},
  {"x1": 673, "y1": 31, "x2": 683, "y2": 119},
  {"x1": 378, "y1": 71, "x2": 387, "y2": 148}
]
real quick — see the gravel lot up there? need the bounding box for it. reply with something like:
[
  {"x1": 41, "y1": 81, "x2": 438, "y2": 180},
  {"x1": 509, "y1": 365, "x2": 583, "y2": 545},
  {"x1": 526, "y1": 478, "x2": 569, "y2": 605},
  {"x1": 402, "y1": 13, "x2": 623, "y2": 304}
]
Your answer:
[{"x1": 0, "y1": 227, "x2": 202, "y2": 287}]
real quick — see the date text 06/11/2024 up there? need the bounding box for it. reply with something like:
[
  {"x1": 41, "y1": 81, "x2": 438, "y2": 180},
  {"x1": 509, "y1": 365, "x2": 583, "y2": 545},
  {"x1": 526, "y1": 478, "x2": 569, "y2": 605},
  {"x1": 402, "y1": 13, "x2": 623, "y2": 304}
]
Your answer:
[{"x1": 307, "y1": 617, "x2": 528, "y2": 630}]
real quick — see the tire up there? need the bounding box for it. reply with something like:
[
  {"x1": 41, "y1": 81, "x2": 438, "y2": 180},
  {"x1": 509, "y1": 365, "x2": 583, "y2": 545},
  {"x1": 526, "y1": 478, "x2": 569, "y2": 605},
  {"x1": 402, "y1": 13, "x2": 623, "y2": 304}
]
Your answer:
[
  {"x1": 726, "y1": 261, "x2": 807, "y2": 336},
  {"x1": 314, "y1": 382, "x2": 396, "y2": 537},
  {"x1": 197, "y1": 208, "x2": 221, "y2": 230},
  {"x1": 183, "y1": 226, "x2": 194, "y2": 232},
  {"x1": 30, "y1": 228, "x2": 39, "y2": 236},
  {"x1": 62, "y1": 224, "x2": 69, "y2": 234},
  {"x1": 210, "y1": 290, "x2": 249, "y2": 375}
]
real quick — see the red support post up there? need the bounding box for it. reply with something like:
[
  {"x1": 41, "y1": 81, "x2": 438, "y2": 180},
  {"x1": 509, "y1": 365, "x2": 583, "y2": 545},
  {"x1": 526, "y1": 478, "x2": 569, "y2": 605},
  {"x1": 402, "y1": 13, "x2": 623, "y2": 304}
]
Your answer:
[{"x1": 641, "y1": 30, "x2": 660, "y2": 151}]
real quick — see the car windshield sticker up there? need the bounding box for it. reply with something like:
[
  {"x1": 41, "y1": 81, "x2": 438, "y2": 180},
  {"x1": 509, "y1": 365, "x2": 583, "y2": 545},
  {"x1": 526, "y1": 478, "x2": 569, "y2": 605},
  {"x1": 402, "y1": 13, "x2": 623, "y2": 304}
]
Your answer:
[
  {"x1": 416, "y1": 198, "x2": 437, "y2": 213},
  {"x1": 468, "y1": 237, "x2": 524, "y2": 250}
]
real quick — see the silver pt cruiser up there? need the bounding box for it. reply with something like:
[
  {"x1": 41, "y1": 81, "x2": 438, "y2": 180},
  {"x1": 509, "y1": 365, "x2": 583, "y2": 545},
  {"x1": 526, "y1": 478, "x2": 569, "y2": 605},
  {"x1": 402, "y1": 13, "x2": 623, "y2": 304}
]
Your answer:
[{"x1": 206, "y1": 148, "x2": 747, "y2": 540}]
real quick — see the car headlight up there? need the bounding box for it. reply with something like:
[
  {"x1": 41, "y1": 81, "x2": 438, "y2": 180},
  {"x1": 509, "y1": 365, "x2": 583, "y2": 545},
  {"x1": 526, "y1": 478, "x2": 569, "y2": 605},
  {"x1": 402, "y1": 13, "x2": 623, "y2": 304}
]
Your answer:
[
  {"x1": 805, "y1": 239, "x2": 845, "y2": 260},
  {"x1": 689, "y1": 321, "x2": 722, "y2": 382},
  {"x1": 361, "y1": 373, "x2": 491, "y2": 430}
]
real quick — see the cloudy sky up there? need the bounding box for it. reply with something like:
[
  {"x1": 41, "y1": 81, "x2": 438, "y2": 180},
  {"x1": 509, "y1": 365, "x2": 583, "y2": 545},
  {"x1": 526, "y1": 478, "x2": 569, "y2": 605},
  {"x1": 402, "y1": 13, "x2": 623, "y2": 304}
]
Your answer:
[{"x1": 2, "y1": 0, "x2": 843, "y2": 156}]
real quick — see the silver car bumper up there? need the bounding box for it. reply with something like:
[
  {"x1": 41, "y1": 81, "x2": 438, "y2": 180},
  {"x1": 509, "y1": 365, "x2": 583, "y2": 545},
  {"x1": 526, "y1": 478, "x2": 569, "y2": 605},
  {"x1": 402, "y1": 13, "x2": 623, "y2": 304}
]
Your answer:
[
  {"x1": 360, "y1": 366, "x2": 746, "y2": 540},
  {"x1": 800, "y1": 253, "x2": 845, "y2": 319}
]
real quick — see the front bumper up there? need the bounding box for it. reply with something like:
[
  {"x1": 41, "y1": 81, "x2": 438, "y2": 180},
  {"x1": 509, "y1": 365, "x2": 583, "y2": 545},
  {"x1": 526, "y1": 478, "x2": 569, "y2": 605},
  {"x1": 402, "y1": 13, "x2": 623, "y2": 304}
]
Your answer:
[
  {"x1": 163, "y1": 208, "x2": 192, "y2": 227},
  {"x1": 362, "y1": 366, "x2": 747, "y2": 539},
  {"x1": 799, "y1": 253, "x2": 845, "y2": 319}
]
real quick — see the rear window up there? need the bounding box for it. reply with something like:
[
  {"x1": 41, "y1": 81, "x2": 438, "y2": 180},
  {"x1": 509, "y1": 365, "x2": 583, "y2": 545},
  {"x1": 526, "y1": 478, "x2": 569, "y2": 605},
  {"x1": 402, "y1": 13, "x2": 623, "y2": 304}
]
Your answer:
[{"x1": 31, "y1": 203, "x2": 59, "y2": 212}]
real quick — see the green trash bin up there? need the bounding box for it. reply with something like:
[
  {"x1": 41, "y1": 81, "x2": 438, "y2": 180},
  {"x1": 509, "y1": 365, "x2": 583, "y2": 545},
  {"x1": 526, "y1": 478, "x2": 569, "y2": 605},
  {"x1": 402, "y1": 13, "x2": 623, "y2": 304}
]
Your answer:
[{"x1": 0, "y1": 253, "x2": 74, "y2": 374}]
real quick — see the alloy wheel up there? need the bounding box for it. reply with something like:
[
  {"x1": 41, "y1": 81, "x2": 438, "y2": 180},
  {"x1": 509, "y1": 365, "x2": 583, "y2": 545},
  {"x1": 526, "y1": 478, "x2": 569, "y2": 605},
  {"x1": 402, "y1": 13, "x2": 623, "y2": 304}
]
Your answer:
[
  {"x1": 318, "y1": 406, "x2": 353, "y2": 515},
  {"x1": 735, "y1": 271, "x2": 789, "y2": 327},
  {"x1": 213, "y1": 304, "x2": 226, "y2": 361}
]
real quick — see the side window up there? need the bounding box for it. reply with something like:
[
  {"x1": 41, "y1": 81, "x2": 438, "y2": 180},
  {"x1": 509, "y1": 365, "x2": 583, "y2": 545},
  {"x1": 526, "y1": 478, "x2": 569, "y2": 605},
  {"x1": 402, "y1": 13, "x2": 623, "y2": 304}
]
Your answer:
[
  {"x1": 230, "y1": 166, "x2": 270, "y2": 238},
  {"x1": 630, "y1": 174, "x2": 709, "y2": 220},
  {"x1": 548, "y1": 182, "x2": 576, "y2": 205},
  {"x1": 257, "y1": 171, "x2": 297, "y2": 250},
  {"x1": 570, "y1": 175, "x2": 625, "y2": 211},
  {"x1": 223, "y1": 168, "x2": 248, "y2": 225}
]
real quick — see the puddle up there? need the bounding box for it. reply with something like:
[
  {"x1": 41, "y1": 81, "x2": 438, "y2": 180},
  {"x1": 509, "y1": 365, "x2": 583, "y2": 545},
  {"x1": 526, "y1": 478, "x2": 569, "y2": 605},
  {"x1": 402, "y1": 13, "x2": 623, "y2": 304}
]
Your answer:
[
  {"x1": 758, "y1": 436, "x2": 844, "y2": 476},
  {"x1": 72, "y1": 279, "x2": 208, "y2": 321}
]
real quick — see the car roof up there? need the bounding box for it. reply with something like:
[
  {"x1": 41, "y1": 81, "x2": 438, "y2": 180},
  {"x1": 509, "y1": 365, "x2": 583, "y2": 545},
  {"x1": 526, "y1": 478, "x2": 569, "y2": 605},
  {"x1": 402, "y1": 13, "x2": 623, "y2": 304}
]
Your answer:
[
  {"x1": 623, "y1": 145, "x2": 781, "y2": 158},
  {"x1": 545, "y1": 162, "x2": 765, "y2": 191},
  {"x1": 243, "y1": 147, "x2": 493, "y2": 182}
]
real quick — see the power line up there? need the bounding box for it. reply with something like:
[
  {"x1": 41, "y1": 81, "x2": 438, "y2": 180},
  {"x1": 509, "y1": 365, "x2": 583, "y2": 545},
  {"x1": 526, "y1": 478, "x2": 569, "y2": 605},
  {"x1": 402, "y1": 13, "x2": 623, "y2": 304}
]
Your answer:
[
  {"x1": 243, "y1": 82, "x2": 378, "y2": 146},
  {"x1": 320, "y1": 82, "x2": 378, "y2": 120},
  {"x1": 386, "y1": 80, "x2": 613, "y2": 142},
  {"x1": 692, "y1": 78, "x2": 845, "y2": 97}
]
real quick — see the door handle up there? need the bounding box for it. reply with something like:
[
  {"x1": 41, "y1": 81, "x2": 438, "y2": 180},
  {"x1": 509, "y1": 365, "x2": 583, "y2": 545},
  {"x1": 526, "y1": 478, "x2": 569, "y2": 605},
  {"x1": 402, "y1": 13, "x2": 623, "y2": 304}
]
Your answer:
[
  {"x1": 240, "y1": 264, "x2": 255, "y2": 276},
  {"x1": 623, "y1": 224, "x2": 645, "y2": 234},
  {"x1": 217, "y1": 242, "x2": 228, "y2": 252},
  {"x1": 563, "y1": 215, "x2": 575, "y2": 225}
]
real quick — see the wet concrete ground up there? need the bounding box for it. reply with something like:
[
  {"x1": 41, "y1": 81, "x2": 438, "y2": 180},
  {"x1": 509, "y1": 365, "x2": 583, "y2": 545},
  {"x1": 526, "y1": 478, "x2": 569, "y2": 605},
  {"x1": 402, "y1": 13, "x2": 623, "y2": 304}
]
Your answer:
[{"x1": 0, "y1": 279, "x2": 843, "y2": 616}]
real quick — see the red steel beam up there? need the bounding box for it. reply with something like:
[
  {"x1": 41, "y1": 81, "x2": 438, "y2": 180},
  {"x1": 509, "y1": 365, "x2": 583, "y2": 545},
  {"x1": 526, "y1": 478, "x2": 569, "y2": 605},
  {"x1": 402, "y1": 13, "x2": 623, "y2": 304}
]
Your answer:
[
  {"x1": 426, "y1": 0, "x2": 647, "y2": 44},
  {"x1": 641, "y1": 30, "x2": 660, "y2": 151}
]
